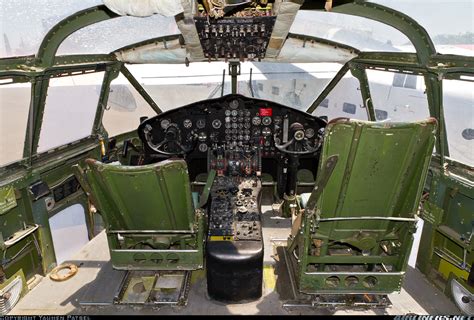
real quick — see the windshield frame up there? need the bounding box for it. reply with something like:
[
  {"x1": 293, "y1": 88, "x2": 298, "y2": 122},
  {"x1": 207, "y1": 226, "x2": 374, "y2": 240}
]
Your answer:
[{"x1": 0, "y1": 1, "x2": 473, "y2": 175}]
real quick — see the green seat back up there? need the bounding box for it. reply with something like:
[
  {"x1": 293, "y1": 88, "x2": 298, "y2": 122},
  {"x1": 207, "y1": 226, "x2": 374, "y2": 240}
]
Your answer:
[
  {"x1": 317, "y1": 118, "x2": 437, "y2": 233},
  {"x1": 291, "y1": 117, "x2": 437, "y2": 295},
  {"x1": 84, "y1": 159, "x2": 195, "y2": 232}
]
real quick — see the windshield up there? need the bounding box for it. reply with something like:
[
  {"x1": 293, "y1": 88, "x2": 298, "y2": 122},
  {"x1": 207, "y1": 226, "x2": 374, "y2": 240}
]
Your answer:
[
  {"x1": 369, "y1": 0, "x2": 474, "y2": 56},
  {"x1": 126, "y1": 62, "x2": 343, "y2": 112},
  {"x1": 57, "y1": 14, "x2": 180, "y2": 55},
  {"x1": 290, "y1": 10, "x2": 415, "y2": 52},
  {"x1": 0, "y1": 0, "x2": 102, "y2": 58}
]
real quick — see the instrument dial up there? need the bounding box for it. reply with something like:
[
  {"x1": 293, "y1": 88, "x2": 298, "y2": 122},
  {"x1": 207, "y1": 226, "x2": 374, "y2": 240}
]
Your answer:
[
  {"x1": 274, "y1": 116, "x2": 282, "y2": 125},
  {"x1": 262, "y1": 116, "x2": 272, "y2": 126},
  {"x1": 229, "y1": 99, "x2": 239, "y2": 109},
  {"x1": 196, "y1": 119, "x2": 206, "y2": 129},
  {"x1": 198, "y1": 132, "x2": 207, "y2": 142},
  {"x1": 198, "y1": 143, "x2": 208, "y2": 152},
  {"x1": 305, "y1": 128, "x2": 315, "y2": 139},
  {"x1": 160, "y1": 119, "x2": 171, "y2": 130},
  {"x1": 262, "y1": 127, "x2": 272, "y2": 137},
  {"x1": 225, "y1": 110, "x2": 231, "y2": 116},
  {"x1": 231, "y1": 110, "x2": 238, "y2": 117},
  {"x1": 212, "y1": 119, "x2": 222, "y2": 129},
  {"x1": 252, "y1": 116, "x2": 261, "y2": 126},
  {"x1": 183, "y1": 119, "x2": 192, "y2": 129}
]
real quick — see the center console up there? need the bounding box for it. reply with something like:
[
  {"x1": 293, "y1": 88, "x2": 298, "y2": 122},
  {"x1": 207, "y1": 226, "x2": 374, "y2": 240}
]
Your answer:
[{"x1": 206, "y1": 145, "x2": 264, "y2": 302}]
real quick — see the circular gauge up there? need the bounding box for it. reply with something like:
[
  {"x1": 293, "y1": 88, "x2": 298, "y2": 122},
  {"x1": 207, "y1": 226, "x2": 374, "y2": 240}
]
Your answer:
[
  {"x1": 238, "y1": 123, "x2": 244, "y2": 129},
  {"x1": 231, "y1": 110, "x2": 238, "y2": 117},
  {"x1": 232, "y1": 123, "x2": 238, "y2": 129},
  {"x1": 305, "y1": 128, "x2": 315, "y2": 139},
  {"x1": 244, "y1": 122, "x2": 251, "y2": 129},
  {"x1": 238, "y1": 110, "x2": 244, "y2": 116},
  {"x1": 262, "y1": 127, "x2": 272, "y2": 137},
  {"x1": 238, "y1": 117, "x2": 243, "y2": 123},
  {"x1": 252, "y1": 116, "x2": 261, "y2": 126},
  {"x1": 244, "y1": 129, "x2": 250, "y2": 135},
  {"x1": 225, "y1": 122, "x2": 231, "y2": 129},
  {"x1": 244, "y1": 135, "x2": 250, "y2": 141},
  {"x1": 196, "y1": 119, "x2": 206, "y2": 129},
  {"x1": 225, "y1": 129, "x2": 231, "y2": 134},
  {"x1": 231, "y1": 117, "x2": 237, "y2": 122},
  {"x1": 232, "y1": 135, "x2": 238, "y2": 141},
  {"x1": 253, "y1": 128, "x2": 261, "y2": 136},
  {"x1": 225, "y1": 135, "x2": 231, "y2": 141},
  {"x1": 229, "y1": 99, "x2": 239, "y2": 109},
  {"x1": 262, "y1": 116, "x2": 272, "y2": 126},
  {"x1": 274, "y1": 116, "x2": 282, "y2": 125},
  {"x1": 183, "y1": 119, "x2": 192, "y2": 129},
  {"x1": 294, "y1": 130, "x2": 305, "y2": 141},
  {"x1": 245, "y1": 110, "x2": 251, "y2": 117},
  {"x1": 225, "y1": 110, "x2": 231, "y2": 116},
  {"x1": 160, "y1": 119, "x2": 171, "y2": 130},
  {"x1": 232, "y1": 128, "x2": 238, "y2": 134},
  {"x1": 198, "y1": 143, "x2": 208, "y2": 152},
  {"x1": 198, "y1": 132, "x2": 207, "y2": 142},
  {"x1": 212, "y1": 119, "x2": 222, "y2": 129}
]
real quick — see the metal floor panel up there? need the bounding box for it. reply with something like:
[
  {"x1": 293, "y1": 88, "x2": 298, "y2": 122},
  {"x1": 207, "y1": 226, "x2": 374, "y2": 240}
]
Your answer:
[{"x1": 10, "y1": 207, "x2": 461, "y2": 315}]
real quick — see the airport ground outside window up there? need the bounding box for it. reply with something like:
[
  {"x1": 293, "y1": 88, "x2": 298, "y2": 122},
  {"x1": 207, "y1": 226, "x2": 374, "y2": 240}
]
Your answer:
[
  {"x1": 366, "y1": 69, "x2": 430, "y2": 122},
  {"x1": 37, "y1": 71, "x2": 104, "y2": 153},
  {"x1": 103, "y1": 73, "x2": 158, "y2": 137},
  {"x1": 442, "y1": 79, "x2": 474, "y2": 167},
  {"x1": 313, "y1": 70, "x2": 367, "y2": 121},
  {"x1": 0, "y1": 81, "x2": 31, "y2": 166}
]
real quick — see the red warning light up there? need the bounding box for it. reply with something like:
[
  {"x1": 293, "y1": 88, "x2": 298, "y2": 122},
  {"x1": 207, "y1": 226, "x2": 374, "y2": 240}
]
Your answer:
[{"x1": 259, "y1": 108, "x2": 272, "y2": 117}]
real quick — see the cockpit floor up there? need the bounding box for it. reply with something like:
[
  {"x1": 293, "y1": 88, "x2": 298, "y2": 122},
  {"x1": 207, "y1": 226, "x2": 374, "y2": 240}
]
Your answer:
[{"x1": 11, "y1": 207, "x2": 460, "y2": 315}]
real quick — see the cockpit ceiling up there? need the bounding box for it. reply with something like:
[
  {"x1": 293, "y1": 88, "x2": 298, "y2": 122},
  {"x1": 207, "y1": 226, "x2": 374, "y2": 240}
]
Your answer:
[{"x1": 106, "y1": 0, "x2": 360, "y2": 64}]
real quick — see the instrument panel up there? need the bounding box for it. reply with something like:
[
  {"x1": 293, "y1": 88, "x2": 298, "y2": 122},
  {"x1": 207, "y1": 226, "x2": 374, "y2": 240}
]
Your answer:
[{"x1": 138, "y1": 94, "x2": 326, "y2": 159}]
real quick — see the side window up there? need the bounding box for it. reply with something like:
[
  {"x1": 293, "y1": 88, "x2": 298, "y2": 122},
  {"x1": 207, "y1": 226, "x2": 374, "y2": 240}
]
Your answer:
[
  {"x1": 102, "y1": 73, "x2": 157, "y2": 137},
  {"x1": 258, "y1": 83, "x2": 264, "y2": 91},
  {"x1": 319, "y1": 98, "x2": 329, "y2": 108},
  {"x1": 342, "y1": 102, "x2": 356, "y2": 115},
  {"x1": 313, "y1": 71, "x2": 367, "y2": 121},
  {"x1": 443, "y1": 79, "x2": 474, "y2": 166},
  {"x1": 272, "y1": 86, "x2": 280, "y2": 95},
  {"x1": 374, "y1": 109, "x2": 388, "y2": 120},
  {"x1": 37, "y1": 72, "x2": 104, "y2": 153},
  {"x1": 367, "y1": 70, "x2": 430, "y2": 122},
  {"x1": 0, "y1": 80, "x2": 31, "y2": 166},
  {"x1": 392, "y1": 73, "x2": 417, "y2": 89}
]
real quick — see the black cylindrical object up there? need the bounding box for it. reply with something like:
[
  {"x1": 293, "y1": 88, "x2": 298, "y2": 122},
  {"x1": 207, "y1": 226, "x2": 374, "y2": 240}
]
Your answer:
[{"x1": 206, "y1": 240, "x2": 263, "y2": 302}]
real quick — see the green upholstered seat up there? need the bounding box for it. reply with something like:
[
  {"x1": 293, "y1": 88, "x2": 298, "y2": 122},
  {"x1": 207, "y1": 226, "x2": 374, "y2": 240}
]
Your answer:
[
  {"x1": 288, "y1": 117, "x2": 437, "y2": 295},
  {"x1": 74, "y1": 159, "x2": 213, "y2": 271}
]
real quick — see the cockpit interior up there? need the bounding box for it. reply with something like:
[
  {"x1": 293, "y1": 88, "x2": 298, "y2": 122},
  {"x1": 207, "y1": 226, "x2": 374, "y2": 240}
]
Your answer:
[{"x1": 0, "y1": 0, "x2": 472, "y2": 316}]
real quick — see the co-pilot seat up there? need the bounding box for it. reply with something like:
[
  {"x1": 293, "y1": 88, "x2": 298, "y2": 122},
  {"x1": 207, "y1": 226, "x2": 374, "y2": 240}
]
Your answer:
[
  {"x1": 73, "y1": 159, "x2": 209, "y2": 271},
  {"x1": 289, "y1": 117, "x2": 437, "y2": 303}
]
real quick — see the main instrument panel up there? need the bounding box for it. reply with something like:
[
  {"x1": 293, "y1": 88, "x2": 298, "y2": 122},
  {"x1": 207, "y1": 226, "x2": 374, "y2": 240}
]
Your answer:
[{"x1": 138, "y1": 94, "x2": 326, "y2": 163}]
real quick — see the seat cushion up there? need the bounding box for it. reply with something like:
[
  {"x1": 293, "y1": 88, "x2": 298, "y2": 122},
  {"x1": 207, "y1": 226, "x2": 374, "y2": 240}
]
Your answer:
[{"x1": 299, "y1": 193, "x2": 312, "y2": 209}]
